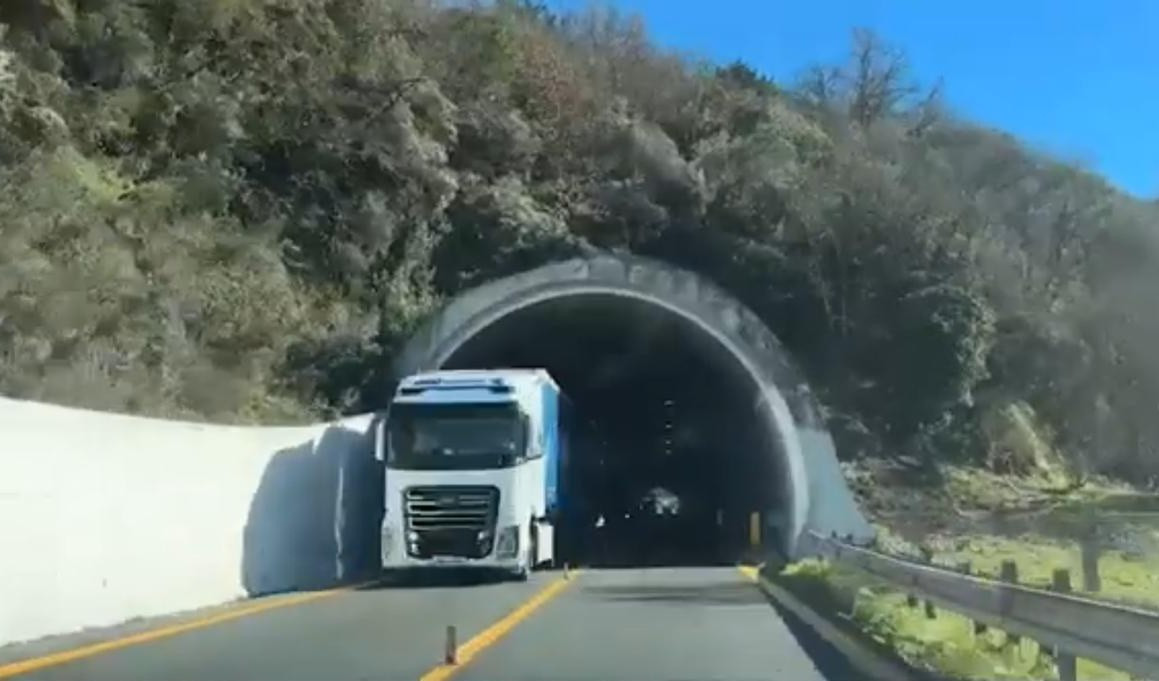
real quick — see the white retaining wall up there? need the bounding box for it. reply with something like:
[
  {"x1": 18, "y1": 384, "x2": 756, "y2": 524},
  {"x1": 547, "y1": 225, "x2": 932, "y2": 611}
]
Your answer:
[{"x1": 0, "y1": 397, "x2": 380, "y2": 646}]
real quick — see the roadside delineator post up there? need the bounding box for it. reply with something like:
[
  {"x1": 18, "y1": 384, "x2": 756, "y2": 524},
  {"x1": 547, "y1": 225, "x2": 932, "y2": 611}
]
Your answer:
[
  {"x1": 563, "y1": 562, "x2": 570, "y2": 580},
  {"x1": 444, "y1": 625, "x2": 457, "y2": 665}
]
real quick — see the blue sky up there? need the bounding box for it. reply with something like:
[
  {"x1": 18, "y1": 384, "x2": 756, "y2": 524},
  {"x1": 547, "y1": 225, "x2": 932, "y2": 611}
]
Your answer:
[{"x1": 547, "y1": 0, "x2": 1159, "y2": 199}]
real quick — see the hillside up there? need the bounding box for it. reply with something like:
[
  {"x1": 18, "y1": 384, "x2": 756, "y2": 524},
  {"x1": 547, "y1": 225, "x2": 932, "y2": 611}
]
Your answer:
[{"x1": 2, "y1": 0, "x2": 1158, "y2": 483}]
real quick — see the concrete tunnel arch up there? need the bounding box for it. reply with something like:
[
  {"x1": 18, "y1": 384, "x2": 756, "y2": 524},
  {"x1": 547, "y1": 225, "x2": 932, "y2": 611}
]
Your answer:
[{"x1": 393, "y1": 254, "x2": 874, "y2": 558}]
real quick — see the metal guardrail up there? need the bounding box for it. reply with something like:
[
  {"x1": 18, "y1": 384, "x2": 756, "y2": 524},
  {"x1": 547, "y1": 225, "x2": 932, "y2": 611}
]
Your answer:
[{"x1": 806, "y1": 531, "x2": 1159, "y2": 679}]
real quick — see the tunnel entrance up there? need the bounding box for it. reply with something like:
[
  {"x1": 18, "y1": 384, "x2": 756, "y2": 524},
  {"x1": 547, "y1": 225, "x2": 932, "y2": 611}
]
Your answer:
[
  {"x1": 440, "y1": 294, "x2": 775, "y2": 567},
  {"x1": 392, "y1": 255, "x2": 875, "y2": 564}
]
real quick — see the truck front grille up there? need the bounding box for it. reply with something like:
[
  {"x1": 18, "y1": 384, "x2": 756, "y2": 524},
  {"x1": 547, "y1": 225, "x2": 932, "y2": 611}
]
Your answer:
[{"x1": 403, "y1": 486, "x2": 499, "y2": 558}]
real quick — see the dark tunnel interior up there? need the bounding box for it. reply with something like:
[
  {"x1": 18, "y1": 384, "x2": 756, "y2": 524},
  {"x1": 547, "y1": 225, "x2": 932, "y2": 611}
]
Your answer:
[{"x1": 439, "y1": 294, "x2": 781, "y2": 568}]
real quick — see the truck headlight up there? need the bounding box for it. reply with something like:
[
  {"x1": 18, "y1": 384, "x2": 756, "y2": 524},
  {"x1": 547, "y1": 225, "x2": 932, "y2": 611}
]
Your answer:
[{"x1": 495, "y1": 525, "x2": 520, "y2": 558}]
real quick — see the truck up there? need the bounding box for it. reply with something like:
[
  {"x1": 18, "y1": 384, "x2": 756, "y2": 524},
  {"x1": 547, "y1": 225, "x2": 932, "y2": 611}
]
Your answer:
[{"x1": 374, "y1": 369, "x2": 590, "y2": 580}]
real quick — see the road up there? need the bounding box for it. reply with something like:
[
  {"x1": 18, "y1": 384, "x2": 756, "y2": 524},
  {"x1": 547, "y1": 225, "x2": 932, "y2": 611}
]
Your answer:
[{"x1": 0, "y1": 567, "x2": 863, "y2": 681}]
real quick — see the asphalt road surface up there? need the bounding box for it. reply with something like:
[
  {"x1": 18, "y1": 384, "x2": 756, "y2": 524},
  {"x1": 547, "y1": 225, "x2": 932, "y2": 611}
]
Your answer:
[{"x1": 0, "y1": 567, "x2": 864, "y2": 681}]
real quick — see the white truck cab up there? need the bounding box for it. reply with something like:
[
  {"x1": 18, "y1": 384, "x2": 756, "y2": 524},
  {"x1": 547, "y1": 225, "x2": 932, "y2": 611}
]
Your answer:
[{"x1": 375, "y1": 369, "x2": 572, "y2": 580}]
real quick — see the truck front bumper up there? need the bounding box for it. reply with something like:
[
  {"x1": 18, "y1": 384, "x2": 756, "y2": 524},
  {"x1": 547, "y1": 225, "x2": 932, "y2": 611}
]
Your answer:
[{"x1": 381, "y1": 523, "x2": 525, "y2": 573}]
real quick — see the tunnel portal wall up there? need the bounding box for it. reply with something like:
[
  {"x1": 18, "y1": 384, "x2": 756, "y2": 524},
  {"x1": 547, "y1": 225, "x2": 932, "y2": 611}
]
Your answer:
[
  {"x1": 0, "y1": 397, "x2": 380, "y2": 646},
  {"x1": 395, "y1": 254, "x2": 874, "y2": 558}
]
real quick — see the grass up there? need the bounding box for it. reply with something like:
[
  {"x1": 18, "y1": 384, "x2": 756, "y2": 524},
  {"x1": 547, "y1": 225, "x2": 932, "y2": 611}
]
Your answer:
[
  {"x1": 916, "y1": 467, "x2": 1159, "y2": 612},
  {"x1": 941, "y1": 465, "x2": 1142, "y2": 513},
  {"x1": 930, "y1": 534, "x2": 1159, "y2": 611},
  {"x1": 774, "y1": 558, "x2": 1135, "y2": 681},
  {"x1": 791, "y1": 462, "x2": 1159, "y2": 681}
]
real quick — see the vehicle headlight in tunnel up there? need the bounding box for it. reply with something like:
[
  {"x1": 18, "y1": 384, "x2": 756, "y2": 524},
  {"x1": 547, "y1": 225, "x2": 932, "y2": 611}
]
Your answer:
[{"x1": 495, "y1": 525, "x2": 520, "y2": 558}]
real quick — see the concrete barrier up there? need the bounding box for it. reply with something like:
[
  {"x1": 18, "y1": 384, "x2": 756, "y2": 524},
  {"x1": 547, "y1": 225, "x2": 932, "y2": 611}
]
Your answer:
[{"x1": 0, "y1": 397, "x2": 382, "y2": 646}]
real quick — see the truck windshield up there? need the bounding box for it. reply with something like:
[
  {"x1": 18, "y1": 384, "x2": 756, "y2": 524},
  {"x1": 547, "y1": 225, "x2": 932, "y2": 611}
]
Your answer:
[{"x1": 386, "y1": 402, "x2": 527, "y2": 470}]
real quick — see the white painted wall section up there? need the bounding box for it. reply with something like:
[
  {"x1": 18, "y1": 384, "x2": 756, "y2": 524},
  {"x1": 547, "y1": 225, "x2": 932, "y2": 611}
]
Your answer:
[{"x1": 0, "y1": 397, "x2": 379, "y2": 646}]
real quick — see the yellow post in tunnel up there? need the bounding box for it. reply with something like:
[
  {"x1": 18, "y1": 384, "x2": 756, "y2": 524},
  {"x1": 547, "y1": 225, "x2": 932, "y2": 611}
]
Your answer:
[{"x1": 749, "y1": 511, "x2": 761, "y2": 549}]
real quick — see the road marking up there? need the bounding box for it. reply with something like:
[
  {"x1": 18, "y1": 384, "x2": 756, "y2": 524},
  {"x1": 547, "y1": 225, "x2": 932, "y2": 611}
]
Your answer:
[
  {"x1": 0, "y1": 581, "x2": 374, "y2": 679},
  {"x1": 419, "y1": 572, "x2": 580, "y2": 681}
]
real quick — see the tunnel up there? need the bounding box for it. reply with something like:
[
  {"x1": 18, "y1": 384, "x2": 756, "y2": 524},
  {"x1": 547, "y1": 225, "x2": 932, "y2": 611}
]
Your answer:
[
  {"x1": 391, "y1": 255, "x2": 873, "y2": 564},
  {"x1": 441, "y1": 295, "x2": 774, "y2": 565}
]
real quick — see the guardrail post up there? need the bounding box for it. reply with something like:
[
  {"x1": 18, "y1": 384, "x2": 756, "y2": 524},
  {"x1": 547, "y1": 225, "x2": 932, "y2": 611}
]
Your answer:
[
  {"x1": 922, "y1": 561, "x2": 937, "y2": 619},
  {"x1": 903, "y1": 542, "x2": 920, "y2": 609},
  {"x1": 1081, "y1": 533, "x2": 1101, "y2": 593},
  {"x1": 920, "y1": 554, "x2": 936, "y2": 619},
  {"x1": 1050, "y1": 569, "x2": 1077, "y2": 681},
  {"x1": 957, "y1": 561, "x2": 986, "y2": 635},
  {"x1": 999, "y1": 560, "x2": 1021, "y2": 648}
]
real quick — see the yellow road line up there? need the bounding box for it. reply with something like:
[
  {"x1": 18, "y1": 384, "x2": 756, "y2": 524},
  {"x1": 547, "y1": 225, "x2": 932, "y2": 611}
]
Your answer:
[
  {"x1": 737, "y1": 564, "x2": 760, "y2": 581},
  {"x1": 0, "y1": 581, "x2": 373, "y2": 679},
  {"x1": 419, "y1": 572, "x2": 580, "y2": 681}
]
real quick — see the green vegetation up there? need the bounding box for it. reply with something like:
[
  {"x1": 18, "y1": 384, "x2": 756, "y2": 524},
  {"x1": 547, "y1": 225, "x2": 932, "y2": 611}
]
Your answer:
[
  {"x1": 776, "y1": 556, "x2": 1142, "y2": 681},
  {"x1": 775, "y1": 477, "x2": 1159, "y2": 681},
  {"x1": 794, "y1": 452, "x2": 1158, "y2": 680},
  {"x1": 4, "y1": 4, "x2": 1156, "y2": 674},
  {"x1": 866, "y1": 514, "x2": 1159, "y2": 609},
  {"x1": 940, "y1": 535, "x2": 1159, "y2": 607},
  {"x1": 2, "y1": 1, "x2": 1158, "y2": 486}
]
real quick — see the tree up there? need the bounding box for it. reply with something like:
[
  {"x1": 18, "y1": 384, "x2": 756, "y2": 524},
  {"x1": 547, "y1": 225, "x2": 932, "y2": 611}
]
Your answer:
[{"x1": 2, "y1": 2, "x2": 1156, "y2": 481}]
